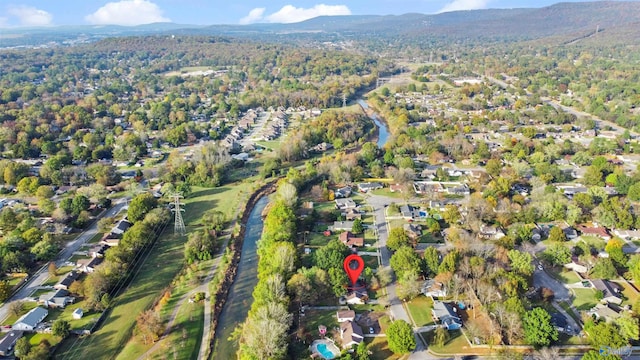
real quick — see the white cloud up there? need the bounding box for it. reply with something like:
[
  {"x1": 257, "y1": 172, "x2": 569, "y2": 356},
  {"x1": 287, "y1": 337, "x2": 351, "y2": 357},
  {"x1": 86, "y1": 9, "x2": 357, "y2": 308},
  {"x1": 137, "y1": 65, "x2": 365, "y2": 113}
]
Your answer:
[
  {"x1": 7, "y1": 5, "x2": 53, "y2": 26},
  {"x1": 86, "y1": 0, "x2": 170, "y2": 26},
  {"x1": 239, "y1": 8, "x2": 266, "y2": 25},
  {"x1": 439, "y1": 0, "x2": 491, "y2": 13},
  {"x1": 240, "y1": 4, "x2": 351, "y2": 24}
]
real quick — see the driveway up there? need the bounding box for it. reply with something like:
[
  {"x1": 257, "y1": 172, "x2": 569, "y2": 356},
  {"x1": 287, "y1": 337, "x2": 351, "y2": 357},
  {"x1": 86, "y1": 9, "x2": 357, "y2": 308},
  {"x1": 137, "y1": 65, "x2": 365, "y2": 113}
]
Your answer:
[{"x1": 532, "y1": 267, "x2": 571, "y2": 301}]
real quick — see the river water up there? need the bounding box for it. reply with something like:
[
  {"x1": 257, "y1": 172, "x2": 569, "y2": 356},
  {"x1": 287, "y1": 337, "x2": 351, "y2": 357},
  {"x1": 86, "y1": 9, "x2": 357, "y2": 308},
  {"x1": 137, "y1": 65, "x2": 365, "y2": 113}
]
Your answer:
[
  {"x1": 357, "y1": 99, "x2": 390, "y2": 148},
  {"x1": 211, "y1": 100, "x2": 389, "y2": 359},
  {"x1": 211, "y1": 196, "x2": 269, "y2": 359}
]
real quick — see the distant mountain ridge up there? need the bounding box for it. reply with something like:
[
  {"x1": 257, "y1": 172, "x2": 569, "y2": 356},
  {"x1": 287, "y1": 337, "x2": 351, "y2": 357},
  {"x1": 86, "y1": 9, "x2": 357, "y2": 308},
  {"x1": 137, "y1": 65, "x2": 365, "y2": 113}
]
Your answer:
[{"x1": 1, "y1": 1, "x2": 640, "y2": 47}]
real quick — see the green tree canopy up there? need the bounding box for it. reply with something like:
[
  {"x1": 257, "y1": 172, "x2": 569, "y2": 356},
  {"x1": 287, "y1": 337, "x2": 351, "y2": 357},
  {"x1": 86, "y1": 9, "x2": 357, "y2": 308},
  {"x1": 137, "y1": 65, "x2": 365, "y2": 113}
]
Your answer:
[
  {"x1": 522, "y1": 307, "x2": 558, "y2": 347},
  {"x1": 127, "y1": 193, "x2": 158, "y2": 223},
  {"x1": 387, "y1": 320, "x2": 416, "y2": 354}
]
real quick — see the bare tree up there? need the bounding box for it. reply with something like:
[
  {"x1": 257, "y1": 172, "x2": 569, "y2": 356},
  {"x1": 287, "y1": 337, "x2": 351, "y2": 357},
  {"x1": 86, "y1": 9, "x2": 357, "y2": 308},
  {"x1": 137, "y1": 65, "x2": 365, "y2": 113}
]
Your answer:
[
  {"x1": 532, "y1": 347, "x2": 560, "y2": 360},
  {"x1": 8, "y1": 301, "x2": 24, "y2": 318}
]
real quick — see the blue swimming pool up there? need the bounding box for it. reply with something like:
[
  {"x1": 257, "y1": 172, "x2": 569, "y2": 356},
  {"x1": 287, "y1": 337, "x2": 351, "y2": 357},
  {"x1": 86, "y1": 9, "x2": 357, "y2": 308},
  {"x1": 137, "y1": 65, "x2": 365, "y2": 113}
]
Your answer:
[
  {"x1": 311, "y1": 340, "x2": 340, "y2": 359},
  {"x1": 317, "y1": 344, "x2": 335, "y2": 359}
]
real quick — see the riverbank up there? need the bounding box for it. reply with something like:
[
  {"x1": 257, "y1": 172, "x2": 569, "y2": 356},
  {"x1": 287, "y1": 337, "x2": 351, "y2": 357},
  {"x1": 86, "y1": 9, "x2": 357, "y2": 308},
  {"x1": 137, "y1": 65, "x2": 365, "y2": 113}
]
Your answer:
[
  {"x1": 207, "y1": 181, "x2": 278, "y2": 359},
  {"x1": 357, "y1": 99, "x2": 390, "y2": 148}
]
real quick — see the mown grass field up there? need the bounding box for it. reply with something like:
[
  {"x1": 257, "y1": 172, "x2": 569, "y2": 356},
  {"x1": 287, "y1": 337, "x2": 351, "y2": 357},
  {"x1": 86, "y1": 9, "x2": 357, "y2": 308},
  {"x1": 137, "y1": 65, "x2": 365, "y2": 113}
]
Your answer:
[
  {"x1": 56, "y1": 180, "x2": 255, "y2": 360},
  {"x1": 406, "y1": 296, "x2": 435, "y2": 327}
]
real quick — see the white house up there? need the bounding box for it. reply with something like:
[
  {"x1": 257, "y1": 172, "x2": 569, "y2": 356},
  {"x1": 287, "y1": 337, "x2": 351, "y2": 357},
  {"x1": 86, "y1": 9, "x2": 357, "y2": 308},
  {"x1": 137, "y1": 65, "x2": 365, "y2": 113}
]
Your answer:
[{"x1": 13, "y1": 307, "x2": 48, "y2": 331}]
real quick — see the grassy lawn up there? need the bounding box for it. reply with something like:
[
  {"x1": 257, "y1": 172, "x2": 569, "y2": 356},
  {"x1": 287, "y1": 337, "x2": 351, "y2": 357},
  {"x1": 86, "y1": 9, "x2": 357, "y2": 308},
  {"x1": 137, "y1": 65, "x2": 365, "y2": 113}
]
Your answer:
[
  {"x1": 27, "y1": 332, "x2": 60, "y2": 347},
  {"x1": 121, "y1": 301, "x2": 205, "y2": 360},
  {"x1": 406, "y1": 296, "x2": 435, "y2": 327},
  {"x1": 549, "y1": 269, "x2": 581, "y2": 284},
  {"x1": 361, "y1": 255, "x2": 379, "y2": 270},
  {"x1": 424, "y1": 329, "x2": 475, "y2": 354},
  {"x1": 183, "y1": 183, "x2": 255, "y2": 226},
  {"x1": 419, "y1": 233, "x2": 441, "y2": 243},
  {"x1": 370, "y1": 188, "x2": 403, "y2": 198},
  {"x1": 364, "y1": 229, "x2": 377, "y2": 246},
  {"x1": 307, "y1": 232, "x2": 331, "y2": 247},
  {"x1": 54, "y1": 180, "x2": 258, "y2": 360},
  {"x1": 571, "y1": 288, "x2": 598, "y2": 311},
  {"x1": 618, "y1": 281, "x2": 640, "y2": 306},
  {"x1": 1, "y1": 301, "x2": 37, "y2": 326},
  {"x1": 255, "y1": 140, "x2": 283, "y2": 151},
  {"x1": 364, "y1": 336, "x2": 401, "y2": 360},
  {"x1": 301, "y1": 309, "x2": 339, "y2": 337}
]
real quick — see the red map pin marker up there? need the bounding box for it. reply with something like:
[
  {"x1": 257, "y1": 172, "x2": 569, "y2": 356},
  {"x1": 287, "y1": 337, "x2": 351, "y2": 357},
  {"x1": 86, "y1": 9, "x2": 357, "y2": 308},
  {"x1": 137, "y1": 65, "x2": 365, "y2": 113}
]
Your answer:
[{"x1": 343, "y1": 254, "x2": 365, "y2": 286}]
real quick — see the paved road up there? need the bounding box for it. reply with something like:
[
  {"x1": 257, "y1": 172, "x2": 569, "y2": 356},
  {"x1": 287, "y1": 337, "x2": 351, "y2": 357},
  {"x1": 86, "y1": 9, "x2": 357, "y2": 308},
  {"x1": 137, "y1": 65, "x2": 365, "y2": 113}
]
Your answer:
[
  {"x1": 0, "y1": 199, "x2": 128, "y2": 323},
  {"x1": 532, "y1": 267, "x2": 571, "y2": 302}
]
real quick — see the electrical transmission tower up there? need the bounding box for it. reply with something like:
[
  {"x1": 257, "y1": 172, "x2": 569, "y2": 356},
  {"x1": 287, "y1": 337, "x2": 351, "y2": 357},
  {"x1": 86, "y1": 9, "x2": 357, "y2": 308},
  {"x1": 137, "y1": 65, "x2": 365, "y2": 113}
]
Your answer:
[
  {"x1": 171, "y1": 193, "x2": 186, "y2": 236},
  {"x1": 342, "y1": 93, "x2": 347, "y2": 108}
]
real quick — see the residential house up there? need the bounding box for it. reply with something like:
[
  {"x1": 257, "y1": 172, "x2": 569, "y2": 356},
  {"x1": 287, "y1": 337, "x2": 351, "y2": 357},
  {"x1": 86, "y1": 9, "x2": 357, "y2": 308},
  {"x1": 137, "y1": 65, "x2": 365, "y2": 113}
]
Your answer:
[
  {"x1": 448, "y1": 184, "x2": 470, "y2": 195},
  {"x1": 591, "y1": 279, "x2": 623, "y2": 305},
  {"x1": 343, "y1": 208, "x2": 362, "y2": 221},
  {"x1": 336, "y1": 310, "x2": 356, "y2": 323},
  {"x1": 479, "y1": 225, "x2": 505, "y2": 240},
  {"x1": 334, "y1": 186, "x2": 352, "y2": 198},
  {"x1": 431, "y1": 302, "x2": 462, "y2": 330},
  {"x1": 577, "y1": 224, "x2": 611, "y2": 240},
  {"x1": 413, "y1": 181, "x2": 444, "y2": 194},
  {"x1": 357, "y1": 182, "x2": 383, "y2": 193},
  {"x1": 421, "y1": 280, "x2": 447, "y2": 298},
  {"x1": 331, "y1": 221, "x2": 354, "y2": 232},
  {"x1": 564, "y1": 257, "x2": 589, "y2": 274},
  {"x1": 39, "y1": 289, "x2": 75, "y2": 308},
  {"x1": 339, "y1": 231, "x2": 364, "y2": 248},
  {"x1": 54, "y1": 271, "x2": 79, "y2": 291},
  {"x1": 335, "y1": 198, "x2": 357, "y2": 210},
  {"x1": 0, "y1": 330, "x2": 24, "y2": 356},
  {"x1": 400, "y1": 204, "x2": 420, "y2": 220},
  {"x1": 340, "y1": 321, "x2": 364, "y2": 349},
  {"x1": 588, "y1": 303, "x2": 624, "y2": 321},
  {"x1": 564, "y1": 226, "x2": 579, "y2": 240},
  {"x1": 12, "y1": 307, "x2": 48, "y2": 331},
  {"x1": 404, "y1": 223, "x2": 422, "y2": 240},
  {"x1": 613, "y1": 229, "x2": 640, "y2": 241},
  {"x1": 77, "y1": 257, "x2": 103, "y2": 273},
  {"x1": 112, "y1": 219, "x2": 132, "y2": 235},
  {"x1": 345, "y1": 291, "x2": 368, "y2": 305},
  {"x1": 89, "y1": 244, "x2": 109, "y2": 258},
  {"x1": 72, "y1": 308, "x2": 84, "y2": 320},
  {"x1": 101, "y1": 232, "x2": 122, "y2": 246}
]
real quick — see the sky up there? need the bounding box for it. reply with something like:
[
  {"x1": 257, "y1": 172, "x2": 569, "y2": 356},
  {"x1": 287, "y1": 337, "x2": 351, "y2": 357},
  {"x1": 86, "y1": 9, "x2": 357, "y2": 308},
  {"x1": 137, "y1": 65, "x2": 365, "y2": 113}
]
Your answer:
[{"x1": 0, "y1": 0, "x2": 631, "y2": 28}]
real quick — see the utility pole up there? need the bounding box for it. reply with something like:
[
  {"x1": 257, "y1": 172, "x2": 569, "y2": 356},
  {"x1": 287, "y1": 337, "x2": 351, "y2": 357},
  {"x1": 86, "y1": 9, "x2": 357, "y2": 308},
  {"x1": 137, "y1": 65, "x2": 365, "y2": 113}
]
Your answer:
[{"x1": 171, "y1": 193, "x2": 186, "y2": 236}]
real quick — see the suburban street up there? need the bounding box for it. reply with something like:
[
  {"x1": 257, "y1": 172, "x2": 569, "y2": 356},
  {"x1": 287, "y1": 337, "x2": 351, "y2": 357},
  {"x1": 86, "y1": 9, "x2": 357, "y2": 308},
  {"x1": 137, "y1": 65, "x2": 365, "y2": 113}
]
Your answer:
[
  {"x1": 0, "y1": 199, "x2": 128, "y2": 323},
  {"x1": 367, "y1": 193, "x2": 435, "y2": 356}
]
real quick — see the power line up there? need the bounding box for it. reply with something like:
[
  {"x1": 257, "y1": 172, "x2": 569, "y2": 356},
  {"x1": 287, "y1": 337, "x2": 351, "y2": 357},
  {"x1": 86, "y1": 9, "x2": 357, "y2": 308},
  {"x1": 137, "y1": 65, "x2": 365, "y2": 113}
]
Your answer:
[{"x1": 171, "y1": 193, "x2": 186, "y2": 236}]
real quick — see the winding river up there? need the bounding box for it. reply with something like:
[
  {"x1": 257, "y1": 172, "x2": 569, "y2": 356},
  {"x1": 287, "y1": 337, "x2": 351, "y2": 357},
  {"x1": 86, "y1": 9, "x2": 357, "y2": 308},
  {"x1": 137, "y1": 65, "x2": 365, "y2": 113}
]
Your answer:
[
  {"x1": 357, "y1": 99, "x2": 390, "y2": 148},
  {"x1": 211, "y1": 196, "x2": 269, "y2": 359}
]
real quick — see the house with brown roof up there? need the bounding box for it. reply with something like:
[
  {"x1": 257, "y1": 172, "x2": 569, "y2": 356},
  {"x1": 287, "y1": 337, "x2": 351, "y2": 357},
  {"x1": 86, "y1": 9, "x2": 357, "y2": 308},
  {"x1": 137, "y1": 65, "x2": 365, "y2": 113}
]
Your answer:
[
  {"x1": 340, "y1": 321, "x2": 364, "y2": 349},
  {"x1": 577, "y1": 224, "x2": 611, "y2": 240},
  {"x1": 339, "y1": 232, "x2": 364, "y2": 248}
]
